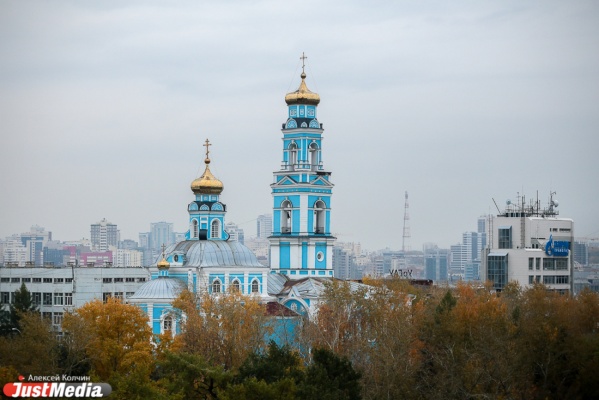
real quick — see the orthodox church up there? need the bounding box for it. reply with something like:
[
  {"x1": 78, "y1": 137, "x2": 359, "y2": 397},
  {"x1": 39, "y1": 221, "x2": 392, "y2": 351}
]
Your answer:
[{"x1": 130, "y1": 58, "x2": 351, "y2": 336}]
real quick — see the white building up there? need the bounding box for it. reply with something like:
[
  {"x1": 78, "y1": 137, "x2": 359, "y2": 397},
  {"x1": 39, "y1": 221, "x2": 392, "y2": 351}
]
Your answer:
[
  {"x1": 0, "y1": 266, "x2": 150, "y2": 333},
  {"x1": 481, "y1": 194, "x2": 573, "y2": 293}
]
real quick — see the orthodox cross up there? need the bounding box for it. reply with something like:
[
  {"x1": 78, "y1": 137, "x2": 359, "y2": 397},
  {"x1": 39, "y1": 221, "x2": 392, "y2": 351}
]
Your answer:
[
  {"x1": 161, "y1": 243, "x2": 166, "y2": 258},
  {"x1": 300, "y1": 52, "x2": 307, "y2": 74},
  {"x1": 203, "y1": 138, "x2": 211, "y2": 159}
]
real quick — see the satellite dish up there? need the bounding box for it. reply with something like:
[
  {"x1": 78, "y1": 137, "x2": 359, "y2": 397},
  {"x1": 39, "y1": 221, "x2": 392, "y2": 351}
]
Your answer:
[
  {"x1": 553, "y1": 200, "x2": 559, "y2": 207},
  {"x1": 506, "y1": 199, "x2": 511, "y2": 205}
]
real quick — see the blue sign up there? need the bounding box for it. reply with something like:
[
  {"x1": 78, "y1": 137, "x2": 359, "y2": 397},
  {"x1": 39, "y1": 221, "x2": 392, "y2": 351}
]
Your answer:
[{"x1": 545, "y1": 234, "x2": 570, "y2": 257}]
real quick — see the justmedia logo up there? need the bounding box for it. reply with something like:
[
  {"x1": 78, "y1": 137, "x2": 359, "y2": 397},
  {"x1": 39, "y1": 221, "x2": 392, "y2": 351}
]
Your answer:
[{"x1": 3, "y1": 375, "x2": 112, "y2": 398}]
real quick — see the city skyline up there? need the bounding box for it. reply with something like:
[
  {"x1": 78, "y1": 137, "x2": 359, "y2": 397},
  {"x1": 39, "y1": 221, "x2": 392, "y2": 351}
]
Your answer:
[{"x1": 1, "y1": 1, "x2": 598, "y2": 251}]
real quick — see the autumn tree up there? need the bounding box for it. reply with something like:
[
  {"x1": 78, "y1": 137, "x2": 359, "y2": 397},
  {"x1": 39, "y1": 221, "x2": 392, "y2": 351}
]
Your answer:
[
  {"x1": 173, "y1": 289, "x2": 271, "y2": 371},
  {"x1": 62, "y1": 297, "x2": 154, "y2": 382}
]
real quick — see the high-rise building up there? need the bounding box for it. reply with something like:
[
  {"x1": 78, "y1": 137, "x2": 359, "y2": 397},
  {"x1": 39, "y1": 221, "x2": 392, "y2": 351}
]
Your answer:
[
  {"x1": 90, "y1": 218, "x2": 119, "y2": 251},
  {"x1": 256, "y1": 214, "x2": 273, "y2": 239},
  {"x1": 269, "y1": 61, "x2": 335, "y2": 278},
  {"x1": 20, "y1": 225, "x2": 52, "y2": 266},
  {"x1": 225, "y1": 222, "x2": 245, "y2": 244},
  {"x1": 481, "y1": 193, "x2": 574, "y2": 293},
  {"x1": 150, "y1": 222, "x2": 175, "y2": 251},
  {"x1": 424, "y1": 246, "x2": 449, "y2": 282}
]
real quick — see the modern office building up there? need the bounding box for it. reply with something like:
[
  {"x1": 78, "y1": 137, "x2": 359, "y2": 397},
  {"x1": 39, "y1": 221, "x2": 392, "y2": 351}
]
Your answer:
[
  {"x1": 481, "y1": 194, "x2": 574, "y2": 293},
  {"x1": 256, "y1": 214, "x2": 273, "y2": 239}
]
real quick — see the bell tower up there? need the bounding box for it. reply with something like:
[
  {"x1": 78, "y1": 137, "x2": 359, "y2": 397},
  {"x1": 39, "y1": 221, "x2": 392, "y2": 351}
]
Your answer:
[{"x1": 269, "y1": 54, "x2": 335, "y2": 278}]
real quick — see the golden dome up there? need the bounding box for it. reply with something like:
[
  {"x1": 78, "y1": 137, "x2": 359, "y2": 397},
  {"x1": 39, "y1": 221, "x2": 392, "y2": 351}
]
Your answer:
[
  {"x1": 190, "y1": 139, "x2": 224, "y2": 195},
  {"x1": 285, "y1": 72, "x2": 320, "y2": 106},
  {"x1": 157, "y1": 256, "x2": 170, "y2": 271}
]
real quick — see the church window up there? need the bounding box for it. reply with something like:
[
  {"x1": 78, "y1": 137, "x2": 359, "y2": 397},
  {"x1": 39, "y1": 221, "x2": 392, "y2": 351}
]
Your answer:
[
  {"x1": 251, "y1": 279, "x2": 260, "y2": 293},
  {"x1": 212, "y1": 279, "x2": 222, "y2": 294},
  {"x1": 281, "y1": 200, "x2": 292, "y2": 233},
  {"x1": 211, "y1": 219, "x2": 220, "y2": 239},
  {"x1": 288, "y1": 142, "x2": 298, "y2": 171},
  {"x1": 309, "y1": 119, "x2": 319, "y2": 128},
  {"x1": 286, "y1": 119, "x2": 297, "y2": 129},
  {"x1": 314, "y1": 200, "x2": 325, "y2": 234},
  {"x1": 301, "y1": 122, "x2": 308, "y2": 128},
  {"x1": 200, "y1": 204, "x2": 209, "y2": 211},
  {"x1": 290, "y1": 302, "x2": 298, "y2": 311},
  {"x1": 309, "y1": 142, "x2": 319, "y2": 171},
  {"x1": 163, "y1": 316, "x2": 173, "y2": 332},
  {"x1": 230, "y1": 279, "x2": 241, "y2": 293},
  {"x1": 192, "y1": 219, "x2": 199, "y2": 238}
]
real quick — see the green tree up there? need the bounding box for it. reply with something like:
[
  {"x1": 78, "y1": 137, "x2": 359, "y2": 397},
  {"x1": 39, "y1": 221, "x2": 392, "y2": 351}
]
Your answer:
[
  {"x1": 298, "y1": 348, "x2": 362, "y2": 400},
  {"x1": 0, "y1": 283, "x2": 38, "y2": 336}
]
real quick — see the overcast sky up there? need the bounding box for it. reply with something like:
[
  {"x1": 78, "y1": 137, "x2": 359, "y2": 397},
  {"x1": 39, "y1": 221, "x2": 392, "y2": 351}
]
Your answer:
[{"x1": 1, "y1": 0, "x2": 598, "y2": 251}]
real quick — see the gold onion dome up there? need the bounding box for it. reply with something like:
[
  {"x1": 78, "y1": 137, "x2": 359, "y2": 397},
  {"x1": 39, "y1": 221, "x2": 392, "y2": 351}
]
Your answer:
[
  {"x1": 285, "y1": 71, "x2": 320, "y2": 106},
  {"x1": 157, "y1": 256, "x2": 170, "y2": 271},
  {"x1": 191, "y1": 139, "x2": 224, "y2": 195}
]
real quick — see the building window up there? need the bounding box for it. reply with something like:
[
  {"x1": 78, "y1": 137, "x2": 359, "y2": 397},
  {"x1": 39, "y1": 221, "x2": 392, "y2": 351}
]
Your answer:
[
  {"x1": 535, "y1": 276, "x2": 541, "y2": 283},
  {"x1": 43, "y1": 278, "x2": 52, "y2": 283},
  {"x1": 543, "y1": 276, "x2": 556, "y2": 285},
  {"x1": 137, "y1": 278, "x2": 146, "y2": 283},
  {"x1": 42, "y1": 312, "x2": 52, "y2": 320},
  {"x1": 32, "y1": 278, "x2": 41, "y2": 283},
  {"x1": 543, "y1": 259, "x2": 555, "y2": 270},
  {"x1": 528, "y1": 275, "x2": 534, "y2": 284},
  {"x1": 114, "y1": 278, "x2": 123, "y2": 282},
  {"x1": 212, "y1": 279, "x2": 221, "y2": 294},
  {"x1": 54, "y1": 278, "x2": 64, "y2": 284},
  {"x1": 163, "y1": 316, "x2": 173, "y2": 332},
  {"x1": 114, "y1": 292, "x2": 123, "y2": 300},
  {"x1": 281, "y1": 200, "x2": 292, "y2": 234},
  {"x1": 288, "y1": 142, "x2": 298, "y2": 171},
  {"x1": 556, "y1": 259, "x2": 568, "y2": 270},
  {"x1": 211, "y1": 219, "x2": 220, "y2": 239},
  {"x1": 126, "y1": 277, "x2": 135, "y2": 282},
  {"x1": 65, "y1": 278, "x2": 73, "y2": 283},
  {"x1": 11, "y1": 278, "x2": 20, "y2": 283},
  {"x1": 53, "y1": 312, "x2": 63, "y2": 326},
  {"x1": 535, "y1": 258, "x2": 541, "y2": 270},
  {"x1": 487, "y1": 254, "x2": 508, "y2": 291},
  {"x1": 43, "y1": 293, "x2": 52, "y2": 306},
  {"x1": 54, "y1": 293, "x2": 63, "y2": 306},
  {"x1": 32, "y1": 292, "x2": 41, "y2": 306},
  {"x1": 251, "y1": 279, "x2": 260, "y2": 294},
  {"x1": 230, "y1": 279, "x2": 241, "y2": 293},
  {"x1": 125, "y1": 292, "x2": 134, "y2": 298},
  {"x1": 22, "y1": 278, "x2": 31, "y2": 283},
  {"x1": 193, "y1": 219, "x2": 199, "y2": 239},
  {"x1": 103, "y1": 278, "x2": 113, "y2": 283},
  {"x1": 0, "y1": 278, "x2": 8, "y2": 283},
  {"x1": 498, "y1": 227, "x2": 512, "y2": 249},
  {"x1": 528, "y1": 258, "x2": 533, "y2": 270},
  {"x1": 102, "y1": 292, "x2": 112, "y2": 302},
  {"x1": 314, "y1": 200, "x2": 325, "y2": 234},
  {"x1": 65, "y1": 293, "x2": 73, "y2": 306},
  {"x1": 0, "y1": 292, "x2": 9, "y2": 304},
  {"x1": 556, "y1": 275, "x2": 569, "y2": 284}
]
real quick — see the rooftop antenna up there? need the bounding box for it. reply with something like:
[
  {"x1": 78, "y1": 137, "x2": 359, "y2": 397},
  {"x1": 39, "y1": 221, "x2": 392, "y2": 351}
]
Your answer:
[{"x1": 402, "y1": 191, "x2": 410, "y2": 252}]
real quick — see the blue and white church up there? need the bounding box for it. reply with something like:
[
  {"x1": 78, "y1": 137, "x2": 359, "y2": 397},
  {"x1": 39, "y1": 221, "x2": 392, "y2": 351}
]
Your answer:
[
  {"x1": 269, "y1": 62, "x2": 335, "y2": 279},
  {"x1": 129, "y1": 58, "x2": 352, "y2": 336}
]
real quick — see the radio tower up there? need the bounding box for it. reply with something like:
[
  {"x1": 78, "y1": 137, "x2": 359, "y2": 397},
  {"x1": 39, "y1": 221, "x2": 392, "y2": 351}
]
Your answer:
[{"x1": 402, "y1": 191, "x2": 411, "y2": 252}]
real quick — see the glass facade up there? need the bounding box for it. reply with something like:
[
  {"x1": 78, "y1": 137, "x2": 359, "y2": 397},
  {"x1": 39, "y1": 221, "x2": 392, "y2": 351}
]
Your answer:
[{"x1": 487, "y1": 253, "x2": 508, "y2": 291}]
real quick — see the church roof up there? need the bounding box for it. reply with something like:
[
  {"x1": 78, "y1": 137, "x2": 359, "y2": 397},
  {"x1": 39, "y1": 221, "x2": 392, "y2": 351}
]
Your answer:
[
  {"x1": 128, "y1": 277, "x2": 186, "y2": 301},
  {"x1": 160, "y1": 240, "x2": 265, "y2": 268}
]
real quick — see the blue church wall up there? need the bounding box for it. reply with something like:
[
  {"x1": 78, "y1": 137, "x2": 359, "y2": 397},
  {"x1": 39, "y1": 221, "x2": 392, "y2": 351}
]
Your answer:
[
  {"x1": 302, "y1": 242, "x2": 308, "y2": 269},
  {"x1": 308, "y1": 195, "x2": 330, "y2": 208},
  {"x1": 315, "y1": 243, "x2": 327, "y2": 269},
  {"x1": 265, "y1": 317, "x2": 301, "y2": 348},
  {"x1": 279, "y1": 243, "x2": 290, "y2": 269}
]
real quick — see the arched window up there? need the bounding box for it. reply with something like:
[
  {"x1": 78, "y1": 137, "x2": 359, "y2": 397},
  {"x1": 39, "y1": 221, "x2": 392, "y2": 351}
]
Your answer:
[
  {"x1": 314, "y1": 200, "x2": 325, "y2": 234},
  {"x1": 230, "y1": 279, "x2": 241, "y2": 293},
  {"x1": 211, "y1": 219, "x2": 220, "y2": 239},
  {"x1": 288, "y1": 142, "x2": 298, "y2": 171},
  {"x1": 309, "y1": 142, "x2": 319, "y2": 171},
  {"x1": 192, "y1": 219, "x2": 198, "y2": 238},
  {"x1": 212, "y1": 279, "x2": 221, "y2": 294},
  {"x1": 163, "y1": 316, "x2": 172, "y2": 332},
  {"x1": 281, "y1": 200, "x2": 292, "y2": 234},
  {"x1": 251, "y1": 279, "x2": 260, "y2": 294}
]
